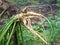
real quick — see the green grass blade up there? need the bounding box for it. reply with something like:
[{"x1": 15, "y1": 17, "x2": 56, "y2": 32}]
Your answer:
[
  {"x1": 0, "y1": 16, "x2": 16, "y2": 33},
  {"x1": 6, "y1": 22, "x2": 16, "y2": 45},
  {"x1": 0, "y1": 16, "x2": 17, "y2": 41}
]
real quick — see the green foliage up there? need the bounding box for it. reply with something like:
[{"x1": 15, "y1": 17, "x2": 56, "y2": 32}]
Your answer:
[
  {"x1": 6, "y1": 22, "x2": 16, "y2": 45},
  {"x1": 0, "y1": 16, "x2": 16, "y2": 42}
]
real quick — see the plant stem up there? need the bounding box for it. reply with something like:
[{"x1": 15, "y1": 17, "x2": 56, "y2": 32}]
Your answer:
[
  {"x1": 19, "y1": 23, "x2": 24, "y2": 45},
  {"x1": 6, "y1": 22, "x2": 16, "y2": 45},
  {"x1": 13, "y1": 22, "x2": 18, "y2": 45},
  {"x1": 13, "y1": 31, "x2": 18, "y2": 45}
]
